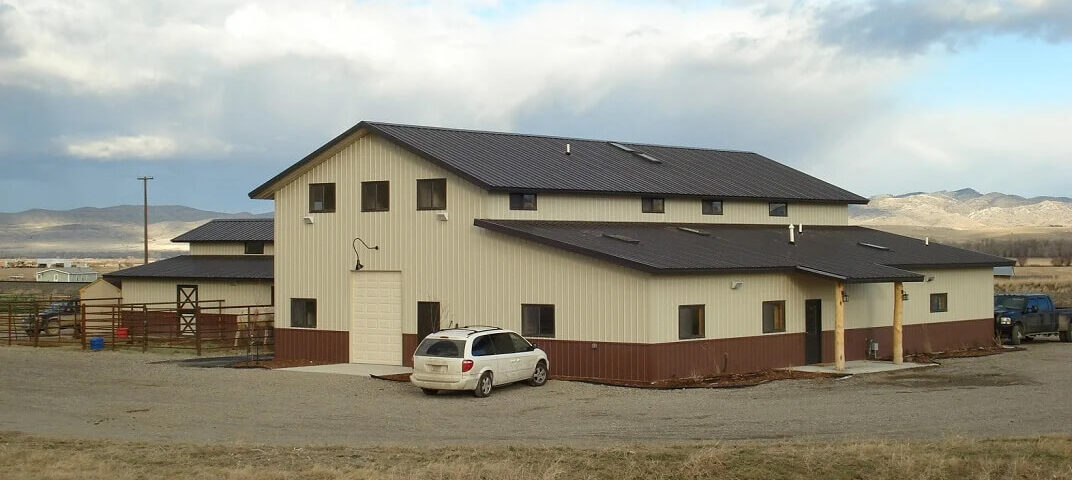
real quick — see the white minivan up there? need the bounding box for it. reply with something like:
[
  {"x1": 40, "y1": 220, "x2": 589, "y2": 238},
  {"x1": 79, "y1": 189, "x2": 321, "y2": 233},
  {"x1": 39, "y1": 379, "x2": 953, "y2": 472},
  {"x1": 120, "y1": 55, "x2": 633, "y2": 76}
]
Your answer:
[{"x1": 410, "y1": 326, "x2": 549, "y2": 397}]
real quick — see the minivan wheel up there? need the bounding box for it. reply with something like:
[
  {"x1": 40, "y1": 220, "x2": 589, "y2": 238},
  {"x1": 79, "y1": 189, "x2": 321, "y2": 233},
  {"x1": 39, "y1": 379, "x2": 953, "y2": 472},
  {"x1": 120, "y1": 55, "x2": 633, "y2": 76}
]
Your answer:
[
  {"x1": 529, "y1": 361, "x2": 548, "y2": 387},
  {"x1": 421, "y1": 388, "x2": 438, "y2": 396},
  {"x1": 474, "y1": 372, "x2": 493, "y2": 398},
  {"x1": 1009, "y1": 324, "x2": 1024, "y2": 345}
]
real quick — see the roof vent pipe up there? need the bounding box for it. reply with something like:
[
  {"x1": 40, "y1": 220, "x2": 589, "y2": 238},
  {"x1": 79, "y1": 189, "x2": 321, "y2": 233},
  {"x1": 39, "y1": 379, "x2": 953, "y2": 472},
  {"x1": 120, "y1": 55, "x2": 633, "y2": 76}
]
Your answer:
[
  {"x1": 788, "y1": 224, "x2": 796, "y2": 244},
  {"x1": 925, "y1": 236, "x2": 930, "y2": 246},
  {"x1": 565, "y1": 143, "x2": 571, "y2": 156},
  {"x1": 798, "y1": 224, "x2": 803, "y2": 234}
]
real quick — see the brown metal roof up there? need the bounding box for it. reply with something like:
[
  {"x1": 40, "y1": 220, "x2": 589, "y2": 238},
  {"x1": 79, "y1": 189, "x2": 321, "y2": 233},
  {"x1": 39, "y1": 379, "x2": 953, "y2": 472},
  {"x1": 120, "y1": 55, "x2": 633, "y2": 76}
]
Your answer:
[
  {"x1": 249, "y1": 121, "x2": 868, "y2": 204},
  {"x1": 474, "y1": 220, "x2": 1014, "y2": 283},
  {"x1": 103, "y1": 255, "x2": 273, "y2": 280},
  {"x1": 172, "y1": 219, "x2": 273, "y2": 243}
]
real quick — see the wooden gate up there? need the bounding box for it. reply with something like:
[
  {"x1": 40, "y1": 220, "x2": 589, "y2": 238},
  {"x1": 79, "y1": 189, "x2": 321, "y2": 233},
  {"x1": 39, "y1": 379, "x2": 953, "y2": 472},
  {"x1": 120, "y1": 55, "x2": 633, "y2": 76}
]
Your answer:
[{"x1": 176, "y1": 285, "x2": 198, "y2": 336}]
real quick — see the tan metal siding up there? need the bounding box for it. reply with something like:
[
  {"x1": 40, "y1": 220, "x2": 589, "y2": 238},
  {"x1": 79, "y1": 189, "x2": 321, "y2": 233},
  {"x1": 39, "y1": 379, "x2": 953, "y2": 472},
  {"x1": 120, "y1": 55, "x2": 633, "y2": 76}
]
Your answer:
[
  {"x1": 120, "y1": 279, "x2": 273, "y2": 306},
  {"x1": 844, "y1": 268, "x2": 993, "y2": 328},
  {"x1": 490, "y1": 194, "x2": 848, "y2": 225},
  {"x1": 273, "y1": 133, "x2": 651, "y2": 344},
  {"x1": 189, "y1": 242, "x2": 274, "y2": 255}
]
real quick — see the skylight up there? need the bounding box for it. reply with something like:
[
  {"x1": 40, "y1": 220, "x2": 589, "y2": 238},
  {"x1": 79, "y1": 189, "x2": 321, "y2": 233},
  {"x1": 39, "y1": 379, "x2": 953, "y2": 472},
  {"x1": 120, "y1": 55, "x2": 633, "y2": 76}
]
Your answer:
[
  {"x1": 677, "y1": 227, "x2": 710, "y2": 236},
  {"x1": 602, "y1": 233, "x2": 641, "y2": 244},
  {"x1": 636, "y1": 152, "x2": 662, "y2": 164},
  {"x1": 608, "y1": 141, "x2": 663, "y2": 163},
  {"x1": 858, "y1": 242, "x2": 890, "y2": 251}
]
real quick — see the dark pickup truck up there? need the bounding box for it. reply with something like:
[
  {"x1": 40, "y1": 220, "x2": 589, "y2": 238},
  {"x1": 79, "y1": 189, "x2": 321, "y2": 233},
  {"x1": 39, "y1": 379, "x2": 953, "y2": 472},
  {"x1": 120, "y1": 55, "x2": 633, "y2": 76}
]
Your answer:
[{"x1": 994, "y1": 294, "x2": 1072, "y2": 345}]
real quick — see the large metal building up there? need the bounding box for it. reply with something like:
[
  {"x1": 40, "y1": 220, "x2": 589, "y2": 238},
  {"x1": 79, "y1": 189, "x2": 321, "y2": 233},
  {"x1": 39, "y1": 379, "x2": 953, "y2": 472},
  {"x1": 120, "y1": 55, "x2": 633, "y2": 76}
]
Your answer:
[{"x1": 248, "y1": 121, "x2": 1011, "y2": 382}]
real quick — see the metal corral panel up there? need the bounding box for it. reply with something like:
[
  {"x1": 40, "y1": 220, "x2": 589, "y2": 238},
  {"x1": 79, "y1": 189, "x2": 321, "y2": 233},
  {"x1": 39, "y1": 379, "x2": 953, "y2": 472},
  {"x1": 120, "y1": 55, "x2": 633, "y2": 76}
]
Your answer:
[{"x1": 350, "y1": 271, "x2": 403, "y2": 365}]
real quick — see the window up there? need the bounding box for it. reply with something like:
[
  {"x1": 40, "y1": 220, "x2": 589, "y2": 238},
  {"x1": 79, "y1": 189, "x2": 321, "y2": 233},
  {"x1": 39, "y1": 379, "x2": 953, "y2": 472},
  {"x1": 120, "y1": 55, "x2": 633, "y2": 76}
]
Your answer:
[
  {"x1": 471, "y1": 335, "x2": 493, "y2": 356},
  {"x1": 769, "y1": 202, "x2": 788, "y2": 217},
  {"x1": 678, "y1": 305, "x2": 705, "y2": 339},
  {"x1": 522, "y1": 304, "x2": 555, "y2": 337},
  {"x1": 509, "y1": 193, "x2": 538, "y2": 210},
  {"x1": 763, "y1": 301, "x2": 786, "y2": 333},
  {"x1": 244, "y1": 241, "x2": 265, "y2": 255},
  {"x1": 490, "y1": 333, "x2": 516, "y2": 355},
  {"x1": 290, "y1": 298, "x2": 316, "y2": 328},
  {"x1": 417, "y1": 178, "x2": 447, "y2": 210},
  {"x1": 642, "y1": 197, "x2": 665, "y2": 213},
  {"x1": 508, "y1": 332, "x2": 534, "y2": 352},
  {"x1": 930, "y1": 293, "x2": 948, "y2": 313},
  {"x1": 415, "y1": 338, "x2": 465, "y2": 358},
  {"x1": 701, "y1": 199, "x2": 724, "y2": 215},
  {"x1": 309, "y1": 183, "x2": 336, "y2": 213},
  {"x1": 361, "y1": 181, "x2": 389, "y2": 212}
]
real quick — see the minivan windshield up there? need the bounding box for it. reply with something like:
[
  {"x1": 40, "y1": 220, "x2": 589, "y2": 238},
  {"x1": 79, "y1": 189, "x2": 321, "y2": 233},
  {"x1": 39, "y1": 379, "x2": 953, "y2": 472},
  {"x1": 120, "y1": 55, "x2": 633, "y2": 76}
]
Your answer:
[
  {"x1": 995, "y1": 296, "x2": 1026, "y2": 310},
  {"x1": 415, "y1": 338, "x2": 466, "y2": 358}
]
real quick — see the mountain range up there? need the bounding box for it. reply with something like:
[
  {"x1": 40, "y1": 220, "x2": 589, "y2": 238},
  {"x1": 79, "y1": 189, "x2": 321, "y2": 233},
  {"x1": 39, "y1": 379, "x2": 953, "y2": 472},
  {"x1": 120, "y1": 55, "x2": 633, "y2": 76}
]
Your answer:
[
  {"x1": 0, "y1": 206, "x2": 270, "y2": 258},
  {"x1": 1, "y1": 189, "x2": 1069, "y2": 257},
  {"x1": 850, "y1": 188, "x2": 1072, "y2": 229}
]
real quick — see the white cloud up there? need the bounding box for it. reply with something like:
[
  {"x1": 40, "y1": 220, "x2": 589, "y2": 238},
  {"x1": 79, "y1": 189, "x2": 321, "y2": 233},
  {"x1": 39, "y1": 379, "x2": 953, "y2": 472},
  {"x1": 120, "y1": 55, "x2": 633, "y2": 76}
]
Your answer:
[{"x1": 65, "y1": 135, "x2": 178, "y2": 160}]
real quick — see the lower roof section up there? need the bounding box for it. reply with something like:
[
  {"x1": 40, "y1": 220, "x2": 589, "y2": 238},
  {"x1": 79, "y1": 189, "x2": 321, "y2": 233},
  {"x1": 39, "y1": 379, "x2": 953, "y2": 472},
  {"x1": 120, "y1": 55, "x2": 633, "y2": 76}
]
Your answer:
[
  {"x1": 104, "y1": 255, "x2": 273, "y2": 281},
  {"x1": 474, "y1": 220, "x2": 1014, "y2": 283}
]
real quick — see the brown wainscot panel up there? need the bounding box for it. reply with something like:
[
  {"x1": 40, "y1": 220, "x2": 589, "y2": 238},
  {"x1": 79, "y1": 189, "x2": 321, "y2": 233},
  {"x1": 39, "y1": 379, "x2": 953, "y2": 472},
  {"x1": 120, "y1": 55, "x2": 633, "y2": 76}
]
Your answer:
[
  {"x1": 402, "y1": 334, "x2": 419, "y2": 367},
  {"x1": 530, "y1": 333, "x2": 806, "y2": 384},
  {"x1": 823, "y1": 317, "x2": 994, "y2": 363},
  {"x1": 275, "y1": 328, "x2": 348, "y2": 363}
]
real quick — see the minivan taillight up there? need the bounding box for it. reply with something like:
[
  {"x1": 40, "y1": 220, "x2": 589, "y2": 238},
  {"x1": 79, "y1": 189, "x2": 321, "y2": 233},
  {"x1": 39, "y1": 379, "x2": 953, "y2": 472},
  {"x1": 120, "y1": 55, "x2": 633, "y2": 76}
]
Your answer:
[{"x1": 462, "y1": 359, "x2": 474, "y2": 372}]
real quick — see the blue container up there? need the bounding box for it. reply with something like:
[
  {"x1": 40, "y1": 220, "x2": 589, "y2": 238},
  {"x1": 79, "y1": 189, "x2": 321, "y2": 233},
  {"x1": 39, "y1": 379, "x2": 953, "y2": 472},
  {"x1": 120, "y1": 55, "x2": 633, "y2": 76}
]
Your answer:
[{"x1": 89, "y1": 337, "x2": 104, "y2": 351}]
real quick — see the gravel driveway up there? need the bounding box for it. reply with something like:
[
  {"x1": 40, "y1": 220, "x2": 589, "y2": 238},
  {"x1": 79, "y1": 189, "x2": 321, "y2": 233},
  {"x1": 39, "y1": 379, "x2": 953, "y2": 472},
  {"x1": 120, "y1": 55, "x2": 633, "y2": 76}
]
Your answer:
[{"x1": 1, "y1": 340, "x2": 1070, "y2": 446}]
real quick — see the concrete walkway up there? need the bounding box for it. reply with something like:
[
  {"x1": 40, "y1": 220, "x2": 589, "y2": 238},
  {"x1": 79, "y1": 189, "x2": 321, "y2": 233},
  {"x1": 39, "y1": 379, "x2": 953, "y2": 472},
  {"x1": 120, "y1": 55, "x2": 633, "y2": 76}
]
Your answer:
[
  {"x1": 279, "y1": 363, "x2": 413, "y2": 377},
  {"x1": 790, "y1": 360, "x2": 937, "y2": 375}
]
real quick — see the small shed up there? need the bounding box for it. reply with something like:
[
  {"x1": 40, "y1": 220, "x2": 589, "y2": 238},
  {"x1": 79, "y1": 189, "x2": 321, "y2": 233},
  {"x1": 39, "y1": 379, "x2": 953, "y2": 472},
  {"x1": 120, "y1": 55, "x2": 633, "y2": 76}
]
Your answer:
[{"x1": 36, "y1": 268, "x2": 100, "y2": 283}]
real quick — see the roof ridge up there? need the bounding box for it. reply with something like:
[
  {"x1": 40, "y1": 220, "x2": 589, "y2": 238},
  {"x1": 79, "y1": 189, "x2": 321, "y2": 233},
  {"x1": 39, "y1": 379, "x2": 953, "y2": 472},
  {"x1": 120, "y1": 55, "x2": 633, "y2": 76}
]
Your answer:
[{"x1": 365, "y1": 121, "x2": 756, "y2": 155}]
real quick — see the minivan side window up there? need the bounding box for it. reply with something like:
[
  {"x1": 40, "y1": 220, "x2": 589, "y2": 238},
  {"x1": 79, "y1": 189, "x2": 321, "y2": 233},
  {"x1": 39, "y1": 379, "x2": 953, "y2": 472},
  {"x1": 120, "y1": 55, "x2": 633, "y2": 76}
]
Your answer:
[
  {"x1": 471, "y1": 336, "x2": 493, "y2": 356},
  {"x1": 490, "y1": 333, "x2": 516, "y2": 355},
  {"x1": 508, "y1": 333, "x2": 532, "y2": 352}
]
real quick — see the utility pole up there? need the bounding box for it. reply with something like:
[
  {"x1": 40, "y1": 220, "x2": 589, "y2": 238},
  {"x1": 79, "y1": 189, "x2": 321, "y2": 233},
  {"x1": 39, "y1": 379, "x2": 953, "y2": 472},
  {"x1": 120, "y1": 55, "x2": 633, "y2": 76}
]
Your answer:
[{"x1": 137, "y1": 176, "x2": 153, "y2": 264}]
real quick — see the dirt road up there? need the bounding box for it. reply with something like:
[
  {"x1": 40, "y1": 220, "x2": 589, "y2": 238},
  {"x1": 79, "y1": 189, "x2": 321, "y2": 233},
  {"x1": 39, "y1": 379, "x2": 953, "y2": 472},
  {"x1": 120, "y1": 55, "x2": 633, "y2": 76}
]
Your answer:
[{"x1": 1, "y1": 341, "x2": 1070, "y2": 446}]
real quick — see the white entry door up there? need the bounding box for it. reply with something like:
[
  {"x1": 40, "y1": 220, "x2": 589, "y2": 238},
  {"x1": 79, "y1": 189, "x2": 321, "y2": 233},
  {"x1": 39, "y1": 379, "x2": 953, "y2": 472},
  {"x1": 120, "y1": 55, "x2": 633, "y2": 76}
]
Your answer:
[{"x1": 350, "y1": 271, "x2": 403, "y2": 365}]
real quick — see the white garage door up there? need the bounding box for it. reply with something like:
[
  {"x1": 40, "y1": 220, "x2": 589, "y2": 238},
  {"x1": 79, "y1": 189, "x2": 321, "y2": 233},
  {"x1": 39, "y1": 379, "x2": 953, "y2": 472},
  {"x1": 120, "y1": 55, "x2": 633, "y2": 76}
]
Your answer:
[{"x1": 350, "y1": 271, "x2": 403, "y2": 365}]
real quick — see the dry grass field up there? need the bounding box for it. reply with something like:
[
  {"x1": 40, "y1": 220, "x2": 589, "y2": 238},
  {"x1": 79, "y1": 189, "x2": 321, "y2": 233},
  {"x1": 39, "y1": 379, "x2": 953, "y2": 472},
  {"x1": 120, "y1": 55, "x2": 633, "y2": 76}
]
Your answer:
[
  {"x1": 996, "y1": 266, "x2": 1072, "y2": 306},
  {"x1": 1, "y1": 433, "x2": 1070, "y2": 480}
]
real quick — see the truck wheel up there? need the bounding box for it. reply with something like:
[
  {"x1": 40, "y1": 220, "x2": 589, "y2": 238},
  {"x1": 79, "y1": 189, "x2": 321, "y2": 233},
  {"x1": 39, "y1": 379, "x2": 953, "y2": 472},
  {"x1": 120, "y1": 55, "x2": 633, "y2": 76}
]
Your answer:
[
  {"x1": 1009, "y1": 324, "x2": 1024, "y2": 345},
  {"x1": 44, "y1": 319, "x2": 60, "y2": 336},
  {"x1": 1060, "y1": 329, "x2": 1072, "y2": 343}
]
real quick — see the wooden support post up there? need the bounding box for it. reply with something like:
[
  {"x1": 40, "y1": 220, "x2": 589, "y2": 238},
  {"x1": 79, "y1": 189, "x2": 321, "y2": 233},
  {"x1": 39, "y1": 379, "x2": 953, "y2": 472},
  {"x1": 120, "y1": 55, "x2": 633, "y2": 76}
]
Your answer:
[
  {"x1": 80, "y1": 303, "x2": 87, "y2": 350},
  {"x1": 893, "y1": 282, "x2": 904, "y2": 365},
  {"x1": 835, "y1": 281, "x2": 846, "y2": 371}
]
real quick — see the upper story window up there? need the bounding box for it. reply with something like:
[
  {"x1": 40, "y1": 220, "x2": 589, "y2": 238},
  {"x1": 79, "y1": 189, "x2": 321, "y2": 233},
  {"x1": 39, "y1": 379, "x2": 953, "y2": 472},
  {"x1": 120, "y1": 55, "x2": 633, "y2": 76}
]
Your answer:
[
  {"x1": 509, "y1": 193, "x2": 538, "y2": 211},
  {"x1": 361, "y1": 181, "x2": 390, "y2": 212},
  {"x1": 309, "y1": 183, "x2": 336, "y2": 213},
  {"x1": 642, "y1": 197, "x2": 665, "y2": 214},
  {"x1": 244, "y1": 241, "x2": 265, "y2": 255},
  {"x1": 768, "y1": 202, "x2": 788, "y2": 217},
  {"x1": 417, "y1": 178, "x2": 447, "y2": 210},
  {"x1": 701, "y1": 199, "x2": 724, "y2": 215}
]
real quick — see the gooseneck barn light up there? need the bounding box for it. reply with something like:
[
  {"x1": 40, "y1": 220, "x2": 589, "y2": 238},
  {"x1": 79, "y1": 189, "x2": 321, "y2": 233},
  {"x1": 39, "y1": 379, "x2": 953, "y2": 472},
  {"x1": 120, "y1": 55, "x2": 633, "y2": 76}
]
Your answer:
[{"x1": 352, "y1": 237, "x2": 379, "y2": 271}]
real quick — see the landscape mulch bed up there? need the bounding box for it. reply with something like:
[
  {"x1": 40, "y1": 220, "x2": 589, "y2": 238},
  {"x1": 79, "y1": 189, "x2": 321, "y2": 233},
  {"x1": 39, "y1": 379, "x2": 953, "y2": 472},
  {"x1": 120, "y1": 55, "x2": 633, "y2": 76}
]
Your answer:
[
  {"x1": 558, "y1": 369, "x2": 846, "y2": 389},
  {"x1": 370, "y1": 373, "x2": 412, "y2": 382},
  {"x1": 231, "y1": 358, "x2": 335, "y2": 369},
  {"x1": 906, "y1": 345, "x2": 1023, "y2": 364}
]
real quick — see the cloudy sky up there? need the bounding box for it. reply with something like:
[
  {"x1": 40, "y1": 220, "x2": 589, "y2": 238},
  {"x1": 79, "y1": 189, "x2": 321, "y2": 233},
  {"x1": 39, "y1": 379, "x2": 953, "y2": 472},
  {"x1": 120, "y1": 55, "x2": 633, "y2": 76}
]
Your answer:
[{"x1": 1, "y1": 0, "x2": 1070, "y2": 213}]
